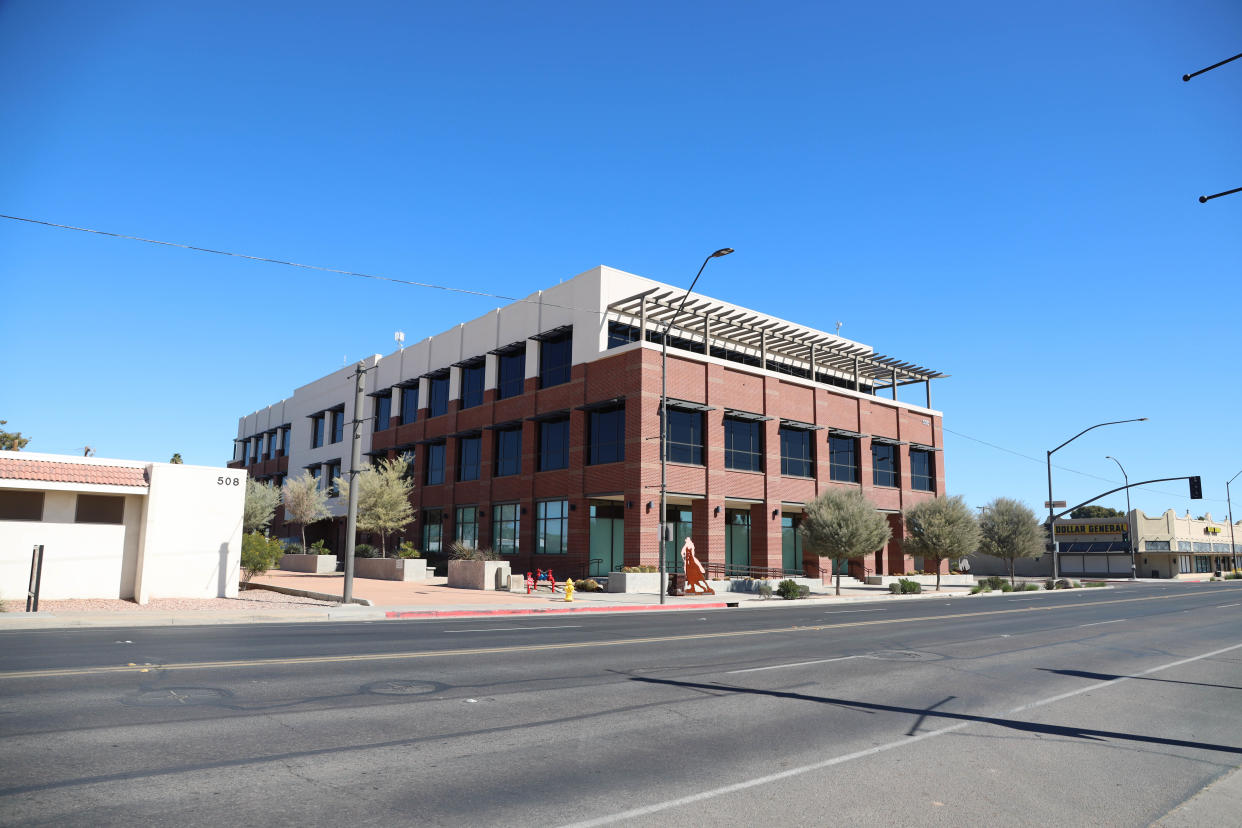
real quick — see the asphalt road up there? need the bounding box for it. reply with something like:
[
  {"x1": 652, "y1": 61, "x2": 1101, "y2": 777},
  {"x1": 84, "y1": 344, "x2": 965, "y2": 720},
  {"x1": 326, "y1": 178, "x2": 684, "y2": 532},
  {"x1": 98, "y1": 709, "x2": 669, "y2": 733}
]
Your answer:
[{"x1": 1, "y1": 582, "x2": 1240, "y2": 826}]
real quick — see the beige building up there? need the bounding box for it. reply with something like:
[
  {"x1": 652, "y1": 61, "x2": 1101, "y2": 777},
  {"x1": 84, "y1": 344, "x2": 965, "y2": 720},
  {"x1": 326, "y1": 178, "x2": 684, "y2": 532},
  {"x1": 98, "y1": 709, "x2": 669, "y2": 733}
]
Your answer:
[{"x1": 967, "y1": 509, "x2": 1241, "y2": 580}]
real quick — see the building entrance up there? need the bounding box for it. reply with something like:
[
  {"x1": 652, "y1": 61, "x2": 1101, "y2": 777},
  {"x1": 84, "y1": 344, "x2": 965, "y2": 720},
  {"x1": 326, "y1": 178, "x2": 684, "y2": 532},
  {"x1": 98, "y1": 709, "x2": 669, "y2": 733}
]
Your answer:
[{"x1": 589, "y1": 502, "x2": 624, "y2": 577}]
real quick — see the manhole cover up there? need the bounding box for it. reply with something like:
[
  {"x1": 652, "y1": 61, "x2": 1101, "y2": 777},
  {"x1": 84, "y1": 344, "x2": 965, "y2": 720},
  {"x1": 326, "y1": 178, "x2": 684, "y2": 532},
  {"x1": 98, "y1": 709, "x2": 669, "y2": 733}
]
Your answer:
[
  {"x1": 124, "y1": 687, "x2": 232, "y2": 707},
  {"x1": 865, "y1": 650, "x2": 944, "y2": 662},
  {"x1": 364, "y1": 679, "x2": 441, "y2": 696}
]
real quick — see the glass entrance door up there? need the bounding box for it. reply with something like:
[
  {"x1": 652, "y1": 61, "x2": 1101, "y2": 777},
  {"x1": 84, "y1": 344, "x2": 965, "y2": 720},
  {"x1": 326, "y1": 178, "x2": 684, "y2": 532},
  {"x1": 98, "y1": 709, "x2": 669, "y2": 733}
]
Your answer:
[
  {"x1": 662, "y1": 507, "x2": 693, "y2": 573},
  {"x1": 589, "y1": 502, "x2": 625, "y2": 577},
  {"x1": 726, "y1": 509, "x2": 751, "y2": 573}
]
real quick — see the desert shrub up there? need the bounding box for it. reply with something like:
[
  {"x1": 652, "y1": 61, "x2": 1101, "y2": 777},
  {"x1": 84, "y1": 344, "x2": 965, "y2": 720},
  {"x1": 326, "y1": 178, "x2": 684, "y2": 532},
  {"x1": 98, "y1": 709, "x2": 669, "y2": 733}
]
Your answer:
[
  {"x1": 622, "y1": 565, "x2": 659, "y2": 573},
  {"x1": 311, "y1": 539, "x2": 332, "y2": 556},
  {"x1": 397, "y1": 542, "x2": 420, "y2": 559},
  {"x1": 353, "y1": 544, "x2": 379, "y2": 558},
  {"x1": 777, "y1": 579, "x2": 804, "y2": 600},
  {"x1": 241, "y1": 532, "x2": 284, "y2": 583},
  {"x1": 449, "y1": 542, "x2": 500, "y2": 561},
  {"x1": 889, "y1": 583, "x2": 902, "y2": 594},
  {"x1": 982, "y1": 576, "x2": 1007, "y2": 590},
  {"x1": 575, "y1": 578, "x2": 603, "y2": 592},
  {"x1": 970, "y1": 584, "x2": 985, "y2": 595},
  {"x1": 1023, "y1": 583, "x2": 1040, "y2": 591},
  {"x1": 757, "y1": 582, "x2": 774, "y2": 599},
  {"x1": 282, "y1": 541, "x2": 304, "y2": 555},
  {"x1": 999, "y1": 582, "x2": 1013, "y2": 592},
  {"x1": 898, "y1": 578, "x2": 922, "y2": 594}
]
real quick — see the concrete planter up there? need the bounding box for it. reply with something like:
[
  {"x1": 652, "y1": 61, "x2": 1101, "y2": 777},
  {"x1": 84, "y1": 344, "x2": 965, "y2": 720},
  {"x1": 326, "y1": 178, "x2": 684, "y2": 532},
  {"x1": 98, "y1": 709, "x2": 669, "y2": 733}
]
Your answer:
[
  {"x1": 605, "y1": 571, "x2": 669, "y2": 593},
  {"x1": 866, "y1": 574, "x2": 975, "y2": 587},
  {"x1": 280, "y1": 553, "x2": 337, "y2": 573},
  {"x1": 447, "y1": 559, "x2": 511, "y2": 590},
  {"x1": 354, "y1": 557, "x2": 428, "y2": 582}
]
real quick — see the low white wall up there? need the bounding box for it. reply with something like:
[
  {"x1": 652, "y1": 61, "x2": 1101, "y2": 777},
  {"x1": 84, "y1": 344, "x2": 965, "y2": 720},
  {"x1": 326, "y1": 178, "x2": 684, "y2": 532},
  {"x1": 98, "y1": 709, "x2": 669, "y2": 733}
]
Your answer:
[{"x1": 134, "y1": 463, "x2": 245, "y2": 602}]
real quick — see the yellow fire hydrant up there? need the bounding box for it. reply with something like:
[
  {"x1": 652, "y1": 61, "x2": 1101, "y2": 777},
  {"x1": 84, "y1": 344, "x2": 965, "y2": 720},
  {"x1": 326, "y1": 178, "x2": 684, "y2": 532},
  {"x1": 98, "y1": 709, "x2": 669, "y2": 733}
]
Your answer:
[{"x1": 564, "y1": 579, "x2": 575, "y2": 602}]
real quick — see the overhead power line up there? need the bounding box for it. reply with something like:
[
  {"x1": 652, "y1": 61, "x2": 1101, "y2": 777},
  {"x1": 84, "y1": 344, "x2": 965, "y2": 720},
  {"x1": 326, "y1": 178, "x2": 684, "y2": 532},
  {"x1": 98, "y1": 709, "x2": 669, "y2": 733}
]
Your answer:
[{"x1": 0, "y1": 213, "x2": 598, "y2": 315}]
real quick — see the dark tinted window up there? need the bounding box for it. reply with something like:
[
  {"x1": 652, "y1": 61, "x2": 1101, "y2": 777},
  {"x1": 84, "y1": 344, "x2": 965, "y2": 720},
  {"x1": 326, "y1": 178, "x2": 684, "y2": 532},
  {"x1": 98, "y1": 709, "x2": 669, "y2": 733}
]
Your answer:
[
  {"x1": 779, "y1": 427, "x2": 814, "y2": 477},
  {"x1": 400, "y1": 386, "x2": 419, "y2": 423},
  {"x1": 607, "y1": 322, "x2": 639, "y2": 349},
  {"x1": 374, "y1": 394, "x2": 391, "y2": 432},
  {"x1": 666, "y1": 409, "x2": 703, "y2": 465},
  {"x1": 540, "y1": 332, "x2": 572, "y2": 388},
  {"x1": 910, "y1": 449, "x2": 934, "y2": 492},
  {"x1": 312, "y1": 416, "x2": 325, "y2": 448},
  {"x1": 829, "y1": 436, "x2": 858, "y2": 483},
  {"x1": 331, "y1": 409, "x2": 344, "y2": 443},
  {"x1": 872, "y1": 444, "x2": 898, "y2": 487},
  {"x1": 495, "y1": 427, "x2": 522, "y2": 477},
  {"x1": 0, "y1": 490, "x2": 44, "y2": 521},
  {"x1": 426, "y1": 442, "x2": 446, "y2": 485},
  {"x1": 460, "y1": 362, "x2": 485, "y2": 409},
  {"x1": 497, "y1": 350, "x2": 526, "y2": 399},
  {"x1": 75, "y1": 494, "x2": 125, "y2": 524},
  {"x1": 588, "y1": 405, "x2": 625, "y2": 464},
  {"x1": 458, "y1": 435, "x2": 481, "y2": 481},
  {"x1": 724, "y1": 418, "x2": 763, "y2": 472},
  {"x1": 539, "y1": 417, "x2": 569, "y2": 471},
  {"x1": 428, "y1": 376, "x2": 449, "y2": 418}
]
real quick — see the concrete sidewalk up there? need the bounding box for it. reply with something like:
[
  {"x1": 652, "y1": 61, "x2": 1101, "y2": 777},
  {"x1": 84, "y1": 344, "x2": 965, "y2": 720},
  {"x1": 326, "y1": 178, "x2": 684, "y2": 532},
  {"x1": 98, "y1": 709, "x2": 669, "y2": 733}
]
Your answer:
[{"x1": 0, "y1": 570, "x2": 977, "y2": 628}]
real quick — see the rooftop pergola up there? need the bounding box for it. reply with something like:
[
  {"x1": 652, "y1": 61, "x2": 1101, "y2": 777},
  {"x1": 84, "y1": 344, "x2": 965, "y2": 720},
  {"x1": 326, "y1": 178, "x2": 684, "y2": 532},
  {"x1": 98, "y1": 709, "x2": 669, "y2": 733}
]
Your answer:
[{"x1": 606, "y1": 287, "x2": 947, "y2": 408}]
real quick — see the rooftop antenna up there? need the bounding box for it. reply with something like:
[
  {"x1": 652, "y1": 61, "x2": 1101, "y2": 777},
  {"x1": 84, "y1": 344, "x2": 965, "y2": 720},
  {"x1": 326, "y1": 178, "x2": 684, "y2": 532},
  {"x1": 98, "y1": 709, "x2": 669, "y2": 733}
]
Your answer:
[
  {"x1": 835, "y1": 321, "x2": 843, "y2": 336},
  {"x1": 395, "y1": 330, "x2": 405, "y2": 351}
]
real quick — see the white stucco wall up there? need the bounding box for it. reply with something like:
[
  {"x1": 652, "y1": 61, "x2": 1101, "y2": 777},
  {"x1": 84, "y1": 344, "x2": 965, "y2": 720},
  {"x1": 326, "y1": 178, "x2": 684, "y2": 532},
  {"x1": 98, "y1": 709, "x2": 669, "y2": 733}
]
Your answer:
[
  {"x1": 134, "y1": 463, "x2": 245, "y2": 602},
  {"x1": 0, "y1": 490, "x2": 145, "y2": 600}
]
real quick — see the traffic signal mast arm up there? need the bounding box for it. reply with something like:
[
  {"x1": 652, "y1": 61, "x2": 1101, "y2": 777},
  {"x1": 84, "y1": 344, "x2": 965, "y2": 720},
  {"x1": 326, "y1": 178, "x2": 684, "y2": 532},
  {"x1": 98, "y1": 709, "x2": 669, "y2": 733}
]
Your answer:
[{"x1": 1050, "y1": 476, "x2": 1200, "y2": 523}]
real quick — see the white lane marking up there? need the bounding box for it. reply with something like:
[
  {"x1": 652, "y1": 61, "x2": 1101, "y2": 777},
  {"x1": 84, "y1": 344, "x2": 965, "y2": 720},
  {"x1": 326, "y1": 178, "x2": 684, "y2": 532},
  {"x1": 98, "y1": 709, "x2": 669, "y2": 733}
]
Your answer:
[
  {"x1": 823, "y1": 609, "x2": 884, "y2": 615},
  {"x1": 558, "y1": 642, "x2": 1242, "y2": 828},
  {"x1": 443, "y1": 625, "x2": 582, "y2": 633},
  {"x1": 727, "y1": 656, "x2": 861, "y2": 674},
  {"x1": 1217, "y1": 603, "x2": 1240, "y2": 608},
  {"x1": 1079, "y1": 619, "x2": 1124, "y2": 628}
]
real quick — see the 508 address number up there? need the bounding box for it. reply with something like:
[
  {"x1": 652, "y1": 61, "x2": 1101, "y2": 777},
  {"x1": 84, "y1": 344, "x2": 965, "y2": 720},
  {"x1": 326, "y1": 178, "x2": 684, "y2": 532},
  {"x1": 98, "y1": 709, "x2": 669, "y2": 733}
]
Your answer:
[{"x1": 217, "y1": 477, "x2": 241, "y2": 486}]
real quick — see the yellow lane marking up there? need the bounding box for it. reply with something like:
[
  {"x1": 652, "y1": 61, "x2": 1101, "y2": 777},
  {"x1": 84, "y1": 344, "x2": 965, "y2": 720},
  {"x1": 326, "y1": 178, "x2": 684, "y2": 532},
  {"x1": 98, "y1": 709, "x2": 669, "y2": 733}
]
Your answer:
[{"x1": 0, "y1": 588, "x2": 1233, "y2": 681}]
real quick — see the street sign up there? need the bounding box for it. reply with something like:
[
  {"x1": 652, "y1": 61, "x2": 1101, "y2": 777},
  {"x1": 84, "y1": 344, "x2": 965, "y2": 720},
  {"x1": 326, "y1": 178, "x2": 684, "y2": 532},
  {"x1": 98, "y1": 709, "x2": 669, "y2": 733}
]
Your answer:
[{"x1": 1044, "y1": 500, "x2": 1066, "y2": 508}]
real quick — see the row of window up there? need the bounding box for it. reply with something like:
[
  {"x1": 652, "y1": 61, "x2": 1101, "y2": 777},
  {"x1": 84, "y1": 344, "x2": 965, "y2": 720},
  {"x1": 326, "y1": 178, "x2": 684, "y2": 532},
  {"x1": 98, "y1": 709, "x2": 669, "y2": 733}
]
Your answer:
[
  {"x1": 0, "y1": 491, "x2": 126, "y2": 524},
  {"x1": 309, "y1": 408, "x2": 346, "y2": 449},
  {"x1": 372, "y1": 331, "x2": 573, "y2": 432},
  {"x1": 416, "y1": 500, "x2": 568, "y2": 556},
  {"x1": 410, "y1": 405, "x2": 625, "y2": 485},
  {"x1": 1177, "y1": 554, "x2": 1242, "y2": 574},
  {"x1": 239, "y1": 425, "x2": 292, "y2": 465}
]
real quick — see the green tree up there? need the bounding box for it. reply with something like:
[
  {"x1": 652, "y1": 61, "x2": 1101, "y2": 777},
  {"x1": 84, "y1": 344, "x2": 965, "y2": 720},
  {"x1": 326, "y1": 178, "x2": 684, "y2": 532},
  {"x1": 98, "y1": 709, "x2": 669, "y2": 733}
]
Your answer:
[
  {"x1": 243, "y1": 478, "x2": 282, "y2": 534},
  {"x1": 336, "y1": 456, "x2": 415, "y2": 556},
  {"x1": 979, "y1": 497, "x2": 1045, "y2": 585},
  {"x1": 281, "y1": 471, "x2": 331, "y2": 550},
  {"x1": 903, "y1": 495, "x2": 981, "y2": 591},
  {"x1": 241, "y1": 532, "x2": 285, "y2": 584},
  {"x1": 799, "y1": 489, "x2": 892, "y2": 595},
  {"x1": 169, "y1": 453, "x2": 183, "y2": 464},
  {"x1": 0, "y1": 420, "x2": 29, "y2": 451},
  {"x1": 1069, "y1": 505, "x2": 1123, "y2": 519}
]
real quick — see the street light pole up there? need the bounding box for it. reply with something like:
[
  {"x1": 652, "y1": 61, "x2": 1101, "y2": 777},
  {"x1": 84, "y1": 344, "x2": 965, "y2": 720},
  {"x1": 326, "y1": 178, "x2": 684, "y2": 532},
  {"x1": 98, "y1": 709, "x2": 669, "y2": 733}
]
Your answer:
[
  {"x1": 1228, "y1": 470, "x2": 1241, "y2": 573},
  {"x1": 1046, "y1": 418, "x2": 1147, "y2": 580},
  {"x1": 1105, "y1": 455, "x2": 1134, "y2": 580},
  {"x1": 659, "y1": 248, "x2": 733, "y2": 605}
]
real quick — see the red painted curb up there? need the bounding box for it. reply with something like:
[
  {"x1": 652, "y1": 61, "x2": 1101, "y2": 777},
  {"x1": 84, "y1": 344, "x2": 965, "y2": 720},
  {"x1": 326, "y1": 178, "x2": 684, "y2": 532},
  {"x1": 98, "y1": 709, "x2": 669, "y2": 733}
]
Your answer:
[{"x1": 385, "y1": 602, "x2": 730, "y2": 619}]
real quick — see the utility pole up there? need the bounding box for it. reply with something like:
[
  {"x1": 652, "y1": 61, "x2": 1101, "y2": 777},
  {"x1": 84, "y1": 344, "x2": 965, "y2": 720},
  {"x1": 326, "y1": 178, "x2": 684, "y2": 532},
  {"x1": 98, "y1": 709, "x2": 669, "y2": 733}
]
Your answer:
[{"x1": 342, "y1": 361, "x2": 366, "y2": 604}]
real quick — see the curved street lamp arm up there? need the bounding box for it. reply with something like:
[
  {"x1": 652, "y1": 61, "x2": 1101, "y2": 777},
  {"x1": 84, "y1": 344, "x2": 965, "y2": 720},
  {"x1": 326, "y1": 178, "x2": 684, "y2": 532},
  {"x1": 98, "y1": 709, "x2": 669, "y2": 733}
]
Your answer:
[{"x1": 1049, "y1": 418, "x2": 1147, "y2": 456}]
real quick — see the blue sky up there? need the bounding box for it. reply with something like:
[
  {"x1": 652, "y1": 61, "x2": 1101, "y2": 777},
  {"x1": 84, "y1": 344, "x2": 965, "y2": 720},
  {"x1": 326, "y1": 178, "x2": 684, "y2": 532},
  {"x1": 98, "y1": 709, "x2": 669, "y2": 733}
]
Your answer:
[{"x1": 2, "y1": 1, "x2": 1239, "y2": 521}]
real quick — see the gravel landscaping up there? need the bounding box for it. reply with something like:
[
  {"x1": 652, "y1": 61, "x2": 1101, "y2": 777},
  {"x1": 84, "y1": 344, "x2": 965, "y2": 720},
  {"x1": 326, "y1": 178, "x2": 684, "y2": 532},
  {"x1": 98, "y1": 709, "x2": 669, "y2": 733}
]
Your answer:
[{"x1": 1, "y1": 589, "x2": 337, "y2": 614}]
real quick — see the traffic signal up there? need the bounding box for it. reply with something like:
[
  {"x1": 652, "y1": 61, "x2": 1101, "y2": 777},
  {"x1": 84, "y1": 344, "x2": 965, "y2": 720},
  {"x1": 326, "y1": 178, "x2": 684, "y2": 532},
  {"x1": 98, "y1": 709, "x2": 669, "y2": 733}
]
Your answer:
[{"x1": 1189, "y1": 476, "x2": 1203, "y2": 499}]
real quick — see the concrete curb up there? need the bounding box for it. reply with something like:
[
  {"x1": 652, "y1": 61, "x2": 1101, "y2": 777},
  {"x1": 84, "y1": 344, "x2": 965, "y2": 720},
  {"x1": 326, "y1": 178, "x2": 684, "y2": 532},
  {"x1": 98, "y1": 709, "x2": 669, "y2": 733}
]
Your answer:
[{"x1": 242, "y1": 582, "x2": 372, "y2": 607}]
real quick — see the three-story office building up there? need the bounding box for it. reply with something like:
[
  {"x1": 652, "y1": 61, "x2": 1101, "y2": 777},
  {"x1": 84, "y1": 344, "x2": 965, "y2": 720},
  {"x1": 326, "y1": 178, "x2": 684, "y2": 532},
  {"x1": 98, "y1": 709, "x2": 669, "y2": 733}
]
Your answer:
[{"x1": 231, "y1": 266, "x2": 947, "y2": 579}]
